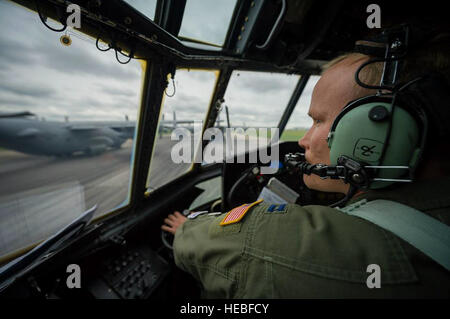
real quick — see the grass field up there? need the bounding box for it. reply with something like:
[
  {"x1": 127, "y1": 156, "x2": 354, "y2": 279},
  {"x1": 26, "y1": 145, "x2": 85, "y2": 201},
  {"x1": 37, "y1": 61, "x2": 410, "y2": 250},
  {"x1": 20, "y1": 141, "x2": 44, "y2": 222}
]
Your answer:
[
  {"x1": 280, "y1": 128, "x2": 307, "y2": 142},
  {"x1": 229, "y1": 128, "x2": 307, "y2": 141},
  {"x1": 159, "y1": 127, "x2": 308, "y2": 142}
]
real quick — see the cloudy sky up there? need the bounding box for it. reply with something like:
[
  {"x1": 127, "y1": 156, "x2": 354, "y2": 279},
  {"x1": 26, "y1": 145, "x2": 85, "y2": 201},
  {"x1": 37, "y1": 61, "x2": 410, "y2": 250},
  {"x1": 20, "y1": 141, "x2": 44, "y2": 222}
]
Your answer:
[
  {"x1": 0, "y1": 0, "x2": 143, "y2": 122},
  {"x1": 0, "y1": 0, "x2": 315, "y2": 129}
]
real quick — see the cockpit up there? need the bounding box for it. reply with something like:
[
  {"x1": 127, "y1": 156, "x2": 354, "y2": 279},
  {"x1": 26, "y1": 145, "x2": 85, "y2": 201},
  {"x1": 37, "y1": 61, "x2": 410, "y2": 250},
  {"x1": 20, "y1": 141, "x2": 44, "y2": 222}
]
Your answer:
[{"x1": 0, "y1": 0, "x2": 447, "y2": 299}]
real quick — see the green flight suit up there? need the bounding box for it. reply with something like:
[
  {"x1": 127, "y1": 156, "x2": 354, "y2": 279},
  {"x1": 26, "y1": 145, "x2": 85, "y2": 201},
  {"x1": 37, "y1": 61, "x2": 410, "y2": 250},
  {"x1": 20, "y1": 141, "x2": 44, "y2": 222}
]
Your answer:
[{"x1": 173, "y1": 176, "x2": 450, "y2": 298}]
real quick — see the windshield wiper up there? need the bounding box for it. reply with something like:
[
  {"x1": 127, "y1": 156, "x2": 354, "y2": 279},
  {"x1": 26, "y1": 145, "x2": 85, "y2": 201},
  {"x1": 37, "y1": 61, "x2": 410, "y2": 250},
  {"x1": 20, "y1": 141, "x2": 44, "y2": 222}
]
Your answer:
[{"x1": 0, "y1": 205, "x2": 97, "y2": 292}]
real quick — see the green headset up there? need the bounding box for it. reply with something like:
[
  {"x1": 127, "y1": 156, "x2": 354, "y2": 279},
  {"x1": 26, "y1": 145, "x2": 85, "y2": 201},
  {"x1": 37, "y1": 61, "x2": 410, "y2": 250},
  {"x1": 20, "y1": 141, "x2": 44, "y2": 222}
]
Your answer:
[
  {"x1": 326, "y1": 25, "x2": 431, "y2": 191},
  {"x1": 285, "y1": 24, "x2": 450, "y2": 206},
  {"x1": 327, "y1": 89, "x2": 427, "y2": 190}
]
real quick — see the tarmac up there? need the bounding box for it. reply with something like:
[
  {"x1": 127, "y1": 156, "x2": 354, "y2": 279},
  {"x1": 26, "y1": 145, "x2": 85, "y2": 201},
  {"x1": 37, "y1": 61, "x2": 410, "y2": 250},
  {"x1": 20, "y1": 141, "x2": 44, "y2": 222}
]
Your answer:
[
  {"x1": 0, "y1": 137, "x2": 189, "y2": 259},
  {"x1": 0, "y1": 133, "x2": 268, "y2": 259}
]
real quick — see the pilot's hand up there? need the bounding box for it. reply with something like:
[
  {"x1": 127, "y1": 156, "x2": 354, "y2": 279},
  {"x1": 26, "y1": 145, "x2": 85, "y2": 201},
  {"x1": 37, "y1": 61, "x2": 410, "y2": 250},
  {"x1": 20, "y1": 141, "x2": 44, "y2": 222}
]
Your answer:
[{"x1": 161, "y1": 211, "x2": 187, "y2": 235}]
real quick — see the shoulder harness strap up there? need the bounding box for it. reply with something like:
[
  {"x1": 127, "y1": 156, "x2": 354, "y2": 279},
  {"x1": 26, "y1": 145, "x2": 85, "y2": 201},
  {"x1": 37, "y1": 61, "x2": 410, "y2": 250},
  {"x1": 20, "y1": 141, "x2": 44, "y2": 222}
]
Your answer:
[{"x1": 338, "y1": 199, "x2": 450, "y2": 271}]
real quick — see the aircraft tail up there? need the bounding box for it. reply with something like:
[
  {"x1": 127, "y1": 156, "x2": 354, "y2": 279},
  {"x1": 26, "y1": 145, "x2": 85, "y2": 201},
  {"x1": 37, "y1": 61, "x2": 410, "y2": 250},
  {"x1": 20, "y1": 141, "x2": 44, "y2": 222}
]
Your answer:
[
  {"x1": 225, "y1": 105, "x2": 231, "y2": 128},
  {"x1": 173, "y1": 111, "x2": 177, "y2": 128}
]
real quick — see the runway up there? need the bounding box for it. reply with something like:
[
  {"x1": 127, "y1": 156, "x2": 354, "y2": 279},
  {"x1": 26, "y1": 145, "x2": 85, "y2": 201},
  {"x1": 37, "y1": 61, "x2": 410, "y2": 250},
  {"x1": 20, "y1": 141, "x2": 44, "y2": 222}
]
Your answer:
[
  {"x1": 0, "y1": 133, "x2": 268, "y2": 259},
  {"x1": 0, "y1": 137, "x2": 190, "y2": 259}
]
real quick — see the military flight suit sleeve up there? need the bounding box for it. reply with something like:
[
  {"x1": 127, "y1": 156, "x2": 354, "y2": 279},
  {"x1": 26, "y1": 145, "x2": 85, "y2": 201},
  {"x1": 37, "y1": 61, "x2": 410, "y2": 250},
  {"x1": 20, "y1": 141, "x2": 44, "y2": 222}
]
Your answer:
[
  {"x1": 173, "y1": 212, "x2": 248, "y2": 298},
  {"x1": 173, "y1": 201, "x2": 434, "y2": 298}
]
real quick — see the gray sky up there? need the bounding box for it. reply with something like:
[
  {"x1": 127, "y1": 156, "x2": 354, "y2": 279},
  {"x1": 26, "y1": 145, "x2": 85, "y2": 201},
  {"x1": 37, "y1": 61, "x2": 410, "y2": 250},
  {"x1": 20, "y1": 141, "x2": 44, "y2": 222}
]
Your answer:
[
  {"x1": 124, "y1": 0, "x2": 157, "y2": 21},
  {"x1": 0, "y1": 0, "x2": 314, "y2": 129},
  {"x1": 0, "y1": 0, "x2": 143, "y2": 122},
  {"x1": 179, "y1": 0, "x2": 236, "y2": 45}
]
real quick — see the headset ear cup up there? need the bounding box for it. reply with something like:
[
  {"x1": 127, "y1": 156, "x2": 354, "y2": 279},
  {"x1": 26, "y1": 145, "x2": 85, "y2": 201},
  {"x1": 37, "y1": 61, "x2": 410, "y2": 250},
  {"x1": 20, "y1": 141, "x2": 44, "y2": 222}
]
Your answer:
[
  {"x1": 329, "y1": 97, "x2": 421, "y2": 189},
  {"x1": 328, "y1": 96, "x2": 376, "y2": 153}
]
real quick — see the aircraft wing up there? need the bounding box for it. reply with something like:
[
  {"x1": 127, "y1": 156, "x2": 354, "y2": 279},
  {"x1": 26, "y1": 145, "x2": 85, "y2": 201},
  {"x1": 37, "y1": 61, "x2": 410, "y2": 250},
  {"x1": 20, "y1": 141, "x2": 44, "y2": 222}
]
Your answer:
[
  {"x1": 66, "y1": 121, "x2": 136, "y2": 140},
  {"x1": 160, "y1": 120, "x2": 195, "y2": 125},
  {"x1": 67, "y1": 121, "x2": 135, "y2": 131},
  {"x1": 0, "y1": 111, "x2": 35, "y2": 118},
  {"x1": 215, "y1": 125, "x2": 276, "y2": 130}
]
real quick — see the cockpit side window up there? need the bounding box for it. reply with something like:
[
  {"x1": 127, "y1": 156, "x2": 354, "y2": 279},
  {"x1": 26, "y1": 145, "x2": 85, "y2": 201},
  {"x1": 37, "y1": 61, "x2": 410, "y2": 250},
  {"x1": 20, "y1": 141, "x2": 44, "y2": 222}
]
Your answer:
[{"x1": 0, "y1": 0, "x2": 145, "y2": 262}]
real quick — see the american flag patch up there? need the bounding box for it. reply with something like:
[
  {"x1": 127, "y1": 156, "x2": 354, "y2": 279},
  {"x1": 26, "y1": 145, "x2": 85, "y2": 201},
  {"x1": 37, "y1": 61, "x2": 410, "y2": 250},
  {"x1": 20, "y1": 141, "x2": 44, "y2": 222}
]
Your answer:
[{"x1": 220, "y1": 199, "x2": 263, "y2": 226}]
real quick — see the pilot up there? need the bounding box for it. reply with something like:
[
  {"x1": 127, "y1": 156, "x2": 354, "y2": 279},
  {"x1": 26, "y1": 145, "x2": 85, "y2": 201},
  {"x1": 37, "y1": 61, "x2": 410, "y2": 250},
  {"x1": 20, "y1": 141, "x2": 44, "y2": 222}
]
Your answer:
[{"x1": 162, "y1": 27, "x2": 450, "y2": 298}]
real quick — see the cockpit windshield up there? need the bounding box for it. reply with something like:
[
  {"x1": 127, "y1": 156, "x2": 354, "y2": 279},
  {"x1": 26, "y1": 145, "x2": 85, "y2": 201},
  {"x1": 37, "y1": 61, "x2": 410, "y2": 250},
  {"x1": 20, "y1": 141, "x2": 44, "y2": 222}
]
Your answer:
[
  {"x1": 0, "y1": 0, "x2": 145, "y2": 262},
  {"x1": 146, "y1": 69, "x2": 218, "y2": 191}
]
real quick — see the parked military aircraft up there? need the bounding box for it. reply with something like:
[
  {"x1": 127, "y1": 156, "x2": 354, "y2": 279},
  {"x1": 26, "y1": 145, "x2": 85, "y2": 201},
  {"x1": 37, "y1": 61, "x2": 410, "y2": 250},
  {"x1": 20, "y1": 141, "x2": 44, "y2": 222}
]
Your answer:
[{"x1": 0, "y1": 110, "x2": 195, "y2": 156}]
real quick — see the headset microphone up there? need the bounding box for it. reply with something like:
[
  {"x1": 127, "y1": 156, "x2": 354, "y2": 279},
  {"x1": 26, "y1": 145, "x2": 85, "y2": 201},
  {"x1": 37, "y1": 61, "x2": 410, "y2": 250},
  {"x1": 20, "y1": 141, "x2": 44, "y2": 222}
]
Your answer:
[
  {"x1": 284, "y1": 153, "x2": 412, "y2": 190},
  {"x1": 284, "y1": 153, "x2": 344, "y2": 181},
  {"x1": 284, "y1": 153, "x2": 359, "y2": 207}
]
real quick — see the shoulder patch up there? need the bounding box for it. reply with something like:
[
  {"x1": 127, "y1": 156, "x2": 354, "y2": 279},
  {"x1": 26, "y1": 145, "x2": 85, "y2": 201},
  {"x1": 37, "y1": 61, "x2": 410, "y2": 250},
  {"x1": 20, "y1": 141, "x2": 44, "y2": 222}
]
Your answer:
[{"x1": 220, "y1": 199, "x2": 263, "y2": 226}]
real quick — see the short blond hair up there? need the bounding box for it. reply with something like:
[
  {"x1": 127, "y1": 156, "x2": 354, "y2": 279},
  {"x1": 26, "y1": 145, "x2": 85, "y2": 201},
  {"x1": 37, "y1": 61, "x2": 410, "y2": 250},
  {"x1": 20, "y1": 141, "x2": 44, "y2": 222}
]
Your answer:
[
  {"x1": 322, "y1": 52, "x2": 383, "y2": 88},
  {"x1": 323, "y1": 34, "x2": 450, "y2": 89},
  {"x1": 321, "y1": 52, "x2": 383, "y2": 99},
  {"x1": 323, "y1": 37, "x2": 450, "y2": 169}
]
